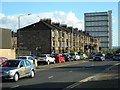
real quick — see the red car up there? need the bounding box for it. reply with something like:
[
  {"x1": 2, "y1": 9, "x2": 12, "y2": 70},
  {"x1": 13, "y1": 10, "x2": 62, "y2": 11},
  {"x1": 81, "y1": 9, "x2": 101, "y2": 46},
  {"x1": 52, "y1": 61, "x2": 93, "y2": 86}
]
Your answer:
[{"x1": 53, "y1": 54, "x2": 65, "y2": 63}]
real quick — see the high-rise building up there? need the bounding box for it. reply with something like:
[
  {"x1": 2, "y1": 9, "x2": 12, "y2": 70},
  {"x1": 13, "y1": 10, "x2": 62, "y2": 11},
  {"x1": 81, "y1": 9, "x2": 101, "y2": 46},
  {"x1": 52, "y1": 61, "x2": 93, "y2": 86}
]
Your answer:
[{"x1": 84, "y1": 10, "x2": 112, "y2": 49}]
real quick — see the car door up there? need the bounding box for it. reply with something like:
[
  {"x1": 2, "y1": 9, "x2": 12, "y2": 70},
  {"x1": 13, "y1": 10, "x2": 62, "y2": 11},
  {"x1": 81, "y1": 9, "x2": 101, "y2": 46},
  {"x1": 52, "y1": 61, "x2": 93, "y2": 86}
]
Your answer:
[
  {"x1": 19, "y1": 61, "x2": 26, "y2": 77},
  {"x1": 24, "y1": 60, "x2": 31, "y2": 75}
]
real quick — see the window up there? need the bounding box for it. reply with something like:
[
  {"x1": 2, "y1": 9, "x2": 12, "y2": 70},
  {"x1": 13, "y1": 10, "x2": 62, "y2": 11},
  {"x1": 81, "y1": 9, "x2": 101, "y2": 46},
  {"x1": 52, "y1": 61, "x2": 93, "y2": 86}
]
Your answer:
[
  {"x1": 20, "y1": 61, "x2": 25, "y2": 67},
  {"x1": 52, "y1": 31, "x2": 54, "y2": 37},
  {"x1": 25, "y1": 60, "x2": 31, "y2": 66},
  {"x1": 28, "y1": 57, "x2": 34, "y2": 60}
]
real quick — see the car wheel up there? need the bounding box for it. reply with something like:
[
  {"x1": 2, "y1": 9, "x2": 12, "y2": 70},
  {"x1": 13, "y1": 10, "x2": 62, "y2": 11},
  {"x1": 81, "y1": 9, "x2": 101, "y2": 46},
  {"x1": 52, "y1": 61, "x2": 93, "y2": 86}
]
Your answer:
[
  {"x1": 47, "y1": 61, "x2": 50, "y2": 65},
  {"x1": 14, "y1": 73, "x2": 19, "y2": 82},
  {"x1": 53, "y1": 60, "x2": 55, "y2": 64},
  {"x1": 59, "y1": 60, "x2": 61, "y2": 63},
  {"x1": 30, "y1": 70, "x2": 35, "y2": 78}
]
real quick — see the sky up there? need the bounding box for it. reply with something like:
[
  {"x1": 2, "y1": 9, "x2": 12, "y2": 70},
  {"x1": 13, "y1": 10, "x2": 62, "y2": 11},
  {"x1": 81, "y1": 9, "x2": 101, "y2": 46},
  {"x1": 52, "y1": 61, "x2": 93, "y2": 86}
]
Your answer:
[{"x1": 0, "y1": 0, "x2": 119, "y2": 47}]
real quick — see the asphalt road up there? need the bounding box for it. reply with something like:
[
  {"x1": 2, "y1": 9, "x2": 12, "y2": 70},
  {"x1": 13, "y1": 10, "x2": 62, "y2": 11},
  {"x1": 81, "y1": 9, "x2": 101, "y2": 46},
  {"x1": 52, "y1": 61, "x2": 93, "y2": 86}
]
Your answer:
[{"x1": 1, "y1": 60, "x2": 119, "y2": 90}]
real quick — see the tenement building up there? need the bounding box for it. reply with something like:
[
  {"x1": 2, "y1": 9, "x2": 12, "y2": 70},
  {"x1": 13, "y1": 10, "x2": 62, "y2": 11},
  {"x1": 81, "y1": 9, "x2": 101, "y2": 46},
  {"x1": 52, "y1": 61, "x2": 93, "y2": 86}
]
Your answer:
[
  {"x1": 17, "y1": 19, "x2": 100, "y2": 55},
  {"x1": 84, "y1": 10, "x2": 112, "y2": 50}
]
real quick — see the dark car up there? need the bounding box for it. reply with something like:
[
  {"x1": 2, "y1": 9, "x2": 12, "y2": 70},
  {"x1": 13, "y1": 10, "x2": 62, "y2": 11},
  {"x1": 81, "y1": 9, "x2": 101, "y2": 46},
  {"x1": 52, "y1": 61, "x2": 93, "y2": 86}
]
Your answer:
[
  {"x1": 112, "y1": 54, "x2": 120, "y2": 61},
  {"x1": 105, "y1": 53, "x2": 113, "y2": 59},
  {"x1": 93, "y1": 53, "x2": 105, "y2": 61},
  {"x1": 62, "y1": 53, "x2": 73, "y2": 62},
  {"x1": 88, "y1": 53, "x2": 95, "y2": 59}
]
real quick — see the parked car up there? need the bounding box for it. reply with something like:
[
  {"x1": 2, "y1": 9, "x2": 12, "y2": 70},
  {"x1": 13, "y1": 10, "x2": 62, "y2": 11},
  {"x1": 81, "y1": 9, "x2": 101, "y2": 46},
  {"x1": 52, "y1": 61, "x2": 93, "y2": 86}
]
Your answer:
[
  {"x1": 93, "y1": 53, "x2": 105, "y2": 61},
  {"x1": 80, "y1": 54, "x2": 88, "y2": 60},
  {"x1": 105, "y1": 53, "x2": 113, "y2": 59},
  {"x1": 37, "y1": 54, "x2": 55, "y2": 65},
  {"x1": 1, "y1": 59, "x2": 36, "y2": 82},
  {"x1": 62, "y1": 53, "x2": 73, "y2": 62},
  {"x1": 28, "y1": 54, "x2": 38, "y2": 59},
  {"x1": 69, "y1": 52, "x2": 80, "y2": 60},
  {"x1": 52, "y1": 54, "x2": 65, "y2": 63},
  {"x1": 88, "y1": 53, "x2": 95, "y2": 59},
  {"x1": 0, "y1": 57, "x2": 8, "y2": 65},
  {"x1": 112, "y1": 54, "x2": 120, "y2": 61},
  {"x1": 16, "y1": 56, "x2": 38, "y2": 67}
]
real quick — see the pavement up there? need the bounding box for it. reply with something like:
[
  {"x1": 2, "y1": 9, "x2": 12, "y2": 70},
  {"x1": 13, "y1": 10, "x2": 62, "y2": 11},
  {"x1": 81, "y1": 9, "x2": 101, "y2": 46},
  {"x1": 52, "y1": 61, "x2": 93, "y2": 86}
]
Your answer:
[{"x1": 63, "y1": 62, "x2": 120, "y2": 90}]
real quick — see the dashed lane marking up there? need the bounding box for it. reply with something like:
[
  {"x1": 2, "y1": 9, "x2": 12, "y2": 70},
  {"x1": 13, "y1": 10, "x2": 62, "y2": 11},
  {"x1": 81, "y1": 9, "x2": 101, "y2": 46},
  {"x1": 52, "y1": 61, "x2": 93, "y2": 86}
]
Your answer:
[
  {"x1": 63, "y1": 76, "x2": 95, "y2": 90},
  {"x1": 48, "y1": 76, "x2": 54, "y2": 79},
  {"x1": 10, "y1": 85, "x2": 20, "y2": 89}
]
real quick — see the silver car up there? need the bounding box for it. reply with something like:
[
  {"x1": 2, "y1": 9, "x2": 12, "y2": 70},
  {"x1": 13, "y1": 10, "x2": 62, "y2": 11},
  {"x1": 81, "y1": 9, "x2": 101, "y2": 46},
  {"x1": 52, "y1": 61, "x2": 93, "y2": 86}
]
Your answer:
[{"x1": 1, "y1": 59, "x2": 36, "y2": 82}]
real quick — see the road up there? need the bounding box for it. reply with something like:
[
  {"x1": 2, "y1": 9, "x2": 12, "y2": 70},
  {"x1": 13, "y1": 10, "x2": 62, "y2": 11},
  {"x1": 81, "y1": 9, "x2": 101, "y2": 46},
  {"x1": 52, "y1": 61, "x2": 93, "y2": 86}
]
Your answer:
[{"x1": 1, "y1": 60, "x2": 120, "y2": 90}]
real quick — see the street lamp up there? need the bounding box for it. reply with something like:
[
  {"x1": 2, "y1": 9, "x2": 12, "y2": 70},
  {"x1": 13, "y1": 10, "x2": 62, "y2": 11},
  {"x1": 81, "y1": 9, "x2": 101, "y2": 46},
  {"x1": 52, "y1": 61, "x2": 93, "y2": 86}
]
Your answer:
[
  {"x1": 18, "y1": 13, "x2": 31, "y2": 29},
  {"x1": 17, "y1": 13, "x2": 31, "y2": 56}
]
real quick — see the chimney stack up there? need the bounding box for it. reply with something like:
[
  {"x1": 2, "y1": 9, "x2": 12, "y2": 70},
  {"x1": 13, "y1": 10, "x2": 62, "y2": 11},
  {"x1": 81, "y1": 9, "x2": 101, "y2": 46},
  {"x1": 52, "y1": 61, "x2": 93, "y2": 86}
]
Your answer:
[
  {"x1": 40, "y1": 18, "x2": 51, "y2": 24},
  {"x1": 60, "y1": 24, "x2": 67, "y2": 28},
  {"x1": 52, "y1": 22, "x2": 60, "y2": 27}
]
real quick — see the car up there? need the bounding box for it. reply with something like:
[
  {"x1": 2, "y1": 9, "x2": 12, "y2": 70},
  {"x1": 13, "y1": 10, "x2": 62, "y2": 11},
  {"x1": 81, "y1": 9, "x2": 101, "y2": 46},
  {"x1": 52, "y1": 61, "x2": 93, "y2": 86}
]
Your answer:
[
  {"x1": 37, "y1": 54, "x2": 55, "y2": 65},
  {"x1": 80, "y1": 54, "x2": 88, "y2": 60},
  {"x1": 105, "y1": 53, "x2": 113, "y2": 59},
  {"x1": 52, "y1": 54, "x2": 65, "y2": 63},
  {"x1": 16, "y1": 56, "x2": 38, "y2": 67},
  {"x1": 69, "y1": 52, "x2": 80, "y2": 60},
  {"x1": 88, "y1": 53, "x2": 95, "y2": 59},
  {"x1": 93, "y1": 53, "x2": 105, "y2": 61},
  {"x1": 28, "y1": 54, "x2": 38, "y2": 59},
  {"x1": 112, "y1": 54, "x2": 120, "y2": 61},
  {"x1": 62, "y1": 53, "x2": 73, "y2": 62},
  {"x1": 1, "y1": 59, "x2": 36, "y2": 82}
]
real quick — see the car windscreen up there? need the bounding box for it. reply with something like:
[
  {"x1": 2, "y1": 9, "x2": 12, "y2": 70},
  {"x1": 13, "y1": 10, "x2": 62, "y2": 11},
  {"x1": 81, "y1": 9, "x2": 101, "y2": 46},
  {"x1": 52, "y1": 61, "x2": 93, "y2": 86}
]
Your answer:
[
  {"x1": 70, "y1": 53, "x2": 75, "y2": 55},
  {"x1": 114, "y1": 54, "x2": 120, "y2": 57},
  {"x1": 39, "y1": 55, "x2": 46, "y2": 57},
  {"x1": 2, "y1": 60, "x2": 20, "y2": 67},
  {"x1": 17, "y1": 57, "x2": 27, "y2": 59}
]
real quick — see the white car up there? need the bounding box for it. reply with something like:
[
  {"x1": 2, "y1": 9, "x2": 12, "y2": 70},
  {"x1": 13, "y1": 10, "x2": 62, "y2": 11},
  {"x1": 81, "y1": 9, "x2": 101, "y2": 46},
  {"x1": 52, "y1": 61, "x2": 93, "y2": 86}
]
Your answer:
[
  {"x1": 1, "y1": 59, "x2": 36, "y2": 82},
  {"x1": 69, "y1": 52, "x2": 80, "y2": 60},
  {"x1": 17, "y1": 56, "x2": 38, "y2": 67},
  {"x1": 38, "y1": 54, "x2": 55, "y2": 65}
]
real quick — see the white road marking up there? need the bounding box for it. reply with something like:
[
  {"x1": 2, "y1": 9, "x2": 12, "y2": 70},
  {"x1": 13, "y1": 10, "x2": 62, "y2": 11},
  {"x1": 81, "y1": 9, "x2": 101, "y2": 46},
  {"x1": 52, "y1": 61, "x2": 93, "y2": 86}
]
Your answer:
[
  {"x1": 63, "y1": 62, "x2": 120, "y2": 90},
  {"x1": 48, "y1": 76, "x2": 54, "y2": 79},
  {"x1": 105, "y1": 62, "x2": 120, "y2": 71},
  {"x1": 69, "y1": 71, "x2": 73, "y2": 72},
  {"x1": 11, "y1": 85, "x2": 20, "y2": 88},
  {"x1": 63, "y1": 76, "x2": 95, "y2": 90}
]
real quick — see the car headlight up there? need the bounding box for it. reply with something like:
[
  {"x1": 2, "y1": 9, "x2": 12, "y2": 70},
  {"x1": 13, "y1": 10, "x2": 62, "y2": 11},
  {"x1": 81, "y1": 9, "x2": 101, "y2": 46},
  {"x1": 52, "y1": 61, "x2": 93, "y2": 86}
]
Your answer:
[{"x1": 6, "y1": 70, "x2": 15, "y2": 76}]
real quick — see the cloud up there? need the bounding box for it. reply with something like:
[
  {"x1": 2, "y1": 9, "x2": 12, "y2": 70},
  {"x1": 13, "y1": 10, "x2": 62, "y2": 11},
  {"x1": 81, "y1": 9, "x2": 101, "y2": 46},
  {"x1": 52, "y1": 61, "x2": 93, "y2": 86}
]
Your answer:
[{"x1": 0, "y1": 11, "x2": 84, "y2": 32}]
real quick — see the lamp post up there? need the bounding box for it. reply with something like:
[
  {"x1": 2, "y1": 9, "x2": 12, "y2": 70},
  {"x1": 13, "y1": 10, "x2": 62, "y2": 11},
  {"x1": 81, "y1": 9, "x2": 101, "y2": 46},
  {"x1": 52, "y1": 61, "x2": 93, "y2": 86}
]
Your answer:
[
  {"x1": 18, "y1": 13, "x2": 31, "y2": 29},
  {"x1": 17, "y1": 13, "x2": 31, "y2": 56}
]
